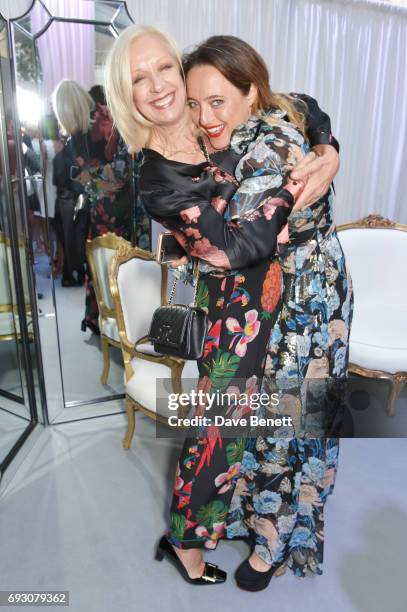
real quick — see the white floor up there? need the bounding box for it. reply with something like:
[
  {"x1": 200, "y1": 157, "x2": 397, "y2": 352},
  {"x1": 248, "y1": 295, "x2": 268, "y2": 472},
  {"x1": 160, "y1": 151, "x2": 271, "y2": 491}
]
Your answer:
[
  {"x1": 34, "y1": 251, "x2": 125, "y2": 418},
  {"x1": 0, "y1": 411, "x2": 406, "y2": 612}
]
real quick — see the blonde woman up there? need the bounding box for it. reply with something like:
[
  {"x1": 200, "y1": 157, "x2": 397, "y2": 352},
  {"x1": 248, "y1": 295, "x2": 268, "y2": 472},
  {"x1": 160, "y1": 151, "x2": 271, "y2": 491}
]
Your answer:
[
  {"x1": 52, "y1": 79, "x2": 131, "y2": 327},
  {"x1": 105, "y1": 25, "x2": 341, "y2": 587}
]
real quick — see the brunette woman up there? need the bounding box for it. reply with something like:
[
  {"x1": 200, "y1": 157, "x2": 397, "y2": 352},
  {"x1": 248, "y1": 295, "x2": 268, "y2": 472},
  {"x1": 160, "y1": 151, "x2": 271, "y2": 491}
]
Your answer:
[{"x1": 183, "y1": 36, "x2": 353, "y2": 590}]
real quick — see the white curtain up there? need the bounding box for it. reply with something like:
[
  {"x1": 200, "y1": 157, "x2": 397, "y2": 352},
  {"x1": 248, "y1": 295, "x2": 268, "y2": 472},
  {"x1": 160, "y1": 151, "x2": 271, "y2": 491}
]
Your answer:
[
  {"x1": 0, "y1": 0, "x2": 32, "y2": 20},
  {"x1": 126, "y1": 0, "x2": 407, "y2": 225},
  {"x1": 2, "y1": 0, "x2": 406, "y2": 224},
  {"x1": 31, "y1": 1, "x2": 95, "y2": 101}
]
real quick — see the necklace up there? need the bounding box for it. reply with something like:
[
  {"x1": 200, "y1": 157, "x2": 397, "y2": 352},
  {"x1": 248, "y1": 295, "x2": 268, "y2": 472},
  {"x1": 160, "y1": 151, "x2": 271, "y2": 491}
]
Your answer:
[{"x1": 163, "y1": 142, "x2": 201, "y2": 157}]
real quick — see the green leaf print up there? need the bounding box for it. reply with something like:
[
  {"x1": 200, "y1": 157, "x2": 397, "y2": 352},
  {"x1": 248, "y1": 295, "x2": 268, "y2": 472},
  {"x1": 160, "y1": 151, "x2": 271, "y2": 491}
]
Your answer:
[
  {"x1": 226, "y1": 438, "x2": 245, "y2": 466},
  {"x1": 207, "y1": 350, "x2": 241, "y2": 392},
  {"x1": 196, "y1": 500, "x2": 228, "y2": 529},
  {"x1": 260, "y1": 310, "x2": 272, "y2": 320},
  {"x1": 170, "y1": 512, "x2": 186, "y2": 540},
  {"x1": 195, "y1": 279, "x2": 209, "y2": 310}
]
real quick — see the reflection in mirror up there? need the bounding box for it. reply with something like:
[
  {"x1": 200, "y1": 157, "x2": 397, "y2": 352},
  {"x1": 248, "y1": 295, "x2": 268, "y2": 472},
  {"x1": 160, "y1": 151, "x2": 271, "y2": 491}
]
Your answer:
[
  {"x1": 11, "y1": 1, "x2": 152, "y2": 418},
  {"x1": 0, "y1": 13, "x2": 35, "y2": 466}
]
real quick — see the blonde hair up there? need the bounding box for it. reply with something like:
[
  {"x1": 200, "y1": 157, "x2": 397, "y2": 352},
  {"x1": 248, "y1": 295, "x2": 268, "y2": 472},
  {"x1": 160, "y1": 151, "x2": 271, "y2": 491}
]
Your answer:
[
  {"x1": 52, "y1": 80, "x2": 94, "y2": 136},
  {"x1": 104, "y1": 25, "x2": 183, "y2": 153}
]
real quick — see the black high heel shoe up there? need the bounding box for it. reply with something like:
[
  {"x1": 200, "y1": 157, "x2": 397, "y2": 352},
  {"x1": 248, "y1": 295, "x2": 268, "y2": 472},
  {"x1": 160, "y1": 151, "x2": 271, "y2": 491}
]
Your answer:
[
  {"x1": 235, "y1": 554, "x2": 288, "y2": 592},
  {"x1": 155, "y1": 536, "x2": 227, "y2": 585}
]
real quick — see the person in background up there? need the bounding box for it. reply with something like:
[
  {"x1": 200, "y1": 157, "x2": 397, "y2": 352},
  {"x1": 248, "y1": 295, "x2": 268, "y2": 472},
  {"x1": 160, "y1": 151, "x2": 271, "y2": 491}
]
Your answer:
[{"x1": 52, "y1": 80, "x2": 132, "y2": 329}]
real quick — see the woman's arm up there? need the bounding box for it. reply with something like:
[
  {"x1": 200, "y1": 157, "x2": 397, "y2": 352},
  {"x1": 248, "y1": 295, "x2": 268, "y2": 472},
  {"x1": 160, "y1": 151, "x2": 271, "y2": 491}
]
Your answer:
[
  {"x1": 292, "y1": 93, "x2": 339, "y2": 152},
  {"x1": 142, "y1": 181, "x2": 301, "y2": 270},
  {"x1": 140, "y1": 124, "x2": 307, "y2": 272},
  {"x1": 290, "y1": 93, "x2": 339, "y2": 208}
]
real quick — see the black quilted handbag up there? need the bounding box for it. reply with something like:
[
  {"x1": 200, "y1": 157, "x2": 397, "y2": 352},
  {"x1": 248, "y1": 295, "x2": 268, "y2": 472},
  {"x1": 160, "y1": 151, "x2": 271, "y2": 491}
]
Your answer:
[{"x1": 148, "y1": 260, "x2": 207, "y2": 360}]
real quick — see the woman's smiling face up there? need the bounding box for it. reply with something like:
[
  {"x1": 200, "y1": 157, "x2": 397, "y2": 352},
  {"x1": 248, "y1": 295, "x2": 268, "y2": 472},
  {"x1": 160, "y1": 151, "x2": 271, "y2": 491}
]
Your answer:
[
  {"x1": 186, "y1": 64, "x2": 257, "y2": 150},
  {"x1": 129, "y1": 32, "x2": 186, "y2": 127}
]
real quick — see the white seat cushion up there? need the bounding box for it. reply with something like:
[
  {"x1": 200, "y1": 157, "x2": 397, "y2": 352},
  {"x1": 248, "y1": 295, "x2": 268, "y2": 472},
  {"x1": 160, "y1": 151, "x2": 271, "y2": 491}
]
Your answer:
[
  {"x1": 126, "y1": 356, "x2": 200, "y2": 416},
  {"x1": 0, "y1": 312, "x2": 18, "y2": 336},
  {"x1": 126, "y1": 357, "x2": 175, "y2": 416},
  {"x1": 350, "y1": 304, "x2": 407, "y2": 372},
  {"x1": 99, "y1": 316, "x2": 120, "y2": 343},
  {"x1": 135, "y1": 341, "x2": 162, "y2": 356},
  {"x1": 0, "y1": 312, "x2": 32, "y2": 336}
]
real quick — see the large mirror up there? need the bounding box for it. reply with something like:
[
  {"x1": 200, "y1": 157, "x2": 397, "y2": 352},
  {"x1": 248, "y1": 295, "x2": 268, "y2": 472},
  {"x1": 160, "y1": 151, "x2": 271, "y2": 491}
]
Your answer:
[
  {"x1": 10, "y1": 1, "x2": 150, "y2": 422},
  {"x1": 0, "y1": 11, "x2": 39, "y2": 474}
]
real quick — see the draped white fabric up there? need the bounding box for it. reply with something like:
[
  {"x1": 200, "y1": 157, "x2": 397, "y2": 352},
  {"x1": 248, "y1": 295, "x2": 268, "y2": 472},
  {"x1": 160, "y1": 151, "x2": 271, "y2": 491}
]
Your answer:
[
  {"x1": 126, "y1": 0, "x2": 407, "y2": 225},
  {"x1": 31, "y1": 1, "x2": 95, "y2": 100}
]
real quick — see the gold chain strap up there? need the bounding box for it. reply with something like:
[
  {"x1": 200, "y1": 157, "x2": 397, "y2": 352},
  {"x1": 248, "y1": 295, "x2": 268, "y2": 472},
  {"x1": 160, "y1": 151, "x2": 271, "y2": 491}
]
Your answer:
[
  {"x1": 198, "y1": 135, "x2": 211, "y2": 163},
  {"x1": 166, "y1": 135, "x2": 207, "y2": 308}
]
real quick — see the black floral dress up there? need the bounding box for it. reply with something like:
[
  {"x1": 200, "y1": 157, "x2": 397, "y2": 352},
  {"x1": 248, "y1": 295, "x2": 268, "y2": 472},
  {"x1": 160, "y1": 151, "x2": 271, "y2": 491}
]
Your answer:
[
  {"x1": 81, "y1": 139, "x2": 133, "y2": 333},
  {"x1": 139, "y1": 95, "x2": 336, "y2": 550},
  {"x1": 222, "y1": 117, "x2": 353, "y2": 578}
]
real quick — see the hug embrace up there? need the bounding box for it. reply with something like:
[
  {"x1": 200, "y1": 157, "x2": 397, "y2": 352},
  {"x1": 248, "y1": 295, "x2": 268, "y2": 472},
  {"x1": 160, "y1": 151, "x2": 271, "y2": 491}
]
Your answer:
[{"x1": 105, "y1": 26, "x2": 353, "y2": 591}]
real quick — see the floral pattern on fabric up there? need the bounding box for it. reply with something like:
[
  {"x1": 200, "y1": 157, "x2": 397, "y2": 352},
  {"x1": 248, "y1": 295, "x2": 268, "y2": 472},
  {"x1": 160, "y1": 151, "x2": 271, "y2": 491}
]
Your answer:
[
  {"x1": 226, "y1": 179, "x2": 354, "y2": 577},
  {"x1": 168, "y1": 263, "x2": 281, "y2": 549}
]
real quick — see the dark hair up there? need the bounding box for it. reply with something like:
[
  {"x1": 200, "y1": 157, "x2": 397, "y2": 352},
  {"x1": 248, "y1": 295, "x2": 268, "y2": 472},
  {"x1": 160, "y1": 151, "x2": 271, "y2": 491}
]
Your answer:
[
  {"x1": 89, "y1": 85, "x2": 107, "y2": 106},
  {"x1": 183, "y1": 35, "x2": 305, "y2": 132}
]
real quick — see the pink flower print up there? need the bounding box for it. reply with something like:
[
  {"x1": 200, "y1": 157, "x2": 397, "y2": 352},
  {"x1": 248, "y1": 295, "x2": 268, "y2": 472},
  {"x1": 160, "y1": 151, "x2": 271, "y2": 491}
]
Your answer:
[
  {"x1": 180, "y1": 206, "x2": 201, "y2": 224},
  {"x1": 214, "y1": 462, "x2": 241, "y2": 494},
  {"x1": 206, "y1": 163, "x2": 238, "y2": 185},
  {"x1": 226, "y1": 309, "x2": 261, "y2": 357},
  {"x1": 227, "y1": 401, "x2": 252, "y2": 420},
  {"x1": 184, "y1": 227, "x2": 202, "y2": 241},
  {"x1": 190, "y1": 238, "x2": 231, "y2": 269},
  {"x1": 224, "y1": 385, "x2": 251, "y2": 418},
  {"x1": 245, "y1": 375, "x2": 259, "y2": 399},
  {"x1": 174, "y1": 463, "x2": 184, "y2": 490},
  {"x1": 262, "y1": 197, "x2": 289, "y2": 220},
  {"x1": 196, "y1": 522, "x2": 225, "y2": 549},
  {"x1": 171, "y1": 229, "x2": 189, "y2": 251},
  {"x1": 211, "y1": 196, "x2": 228, "y2": 214}
]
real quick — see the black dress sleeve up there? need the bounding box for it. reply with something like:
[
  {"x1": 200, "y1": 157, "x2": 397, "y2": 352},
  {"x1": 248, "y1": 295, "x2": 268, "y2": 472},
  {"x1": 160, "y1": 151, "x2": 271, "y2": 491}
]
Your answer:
[
  {"x1": 291, "y1": 93, "x2": 340, "y2": 153},
  {"x1": 140, "y1": 128, "x2": 305, "y2": 271}
]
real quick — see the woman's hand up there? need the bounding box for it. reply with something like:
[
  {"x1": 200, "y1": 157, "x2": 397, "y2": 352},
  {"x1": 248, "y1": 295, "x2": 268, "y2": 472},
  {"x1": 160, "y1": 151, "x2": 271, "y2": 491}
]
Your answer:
[{"x1": 290, "y1": 144, "x2": 340, "y2": 209}]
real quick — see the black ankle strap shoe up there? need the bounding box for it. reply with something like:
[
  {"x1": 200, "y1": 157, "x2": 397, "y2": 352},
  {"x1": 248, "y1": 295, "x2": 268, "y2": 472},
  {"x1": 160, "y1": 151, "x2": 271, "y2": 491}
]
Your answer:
[
  {"x1": 155, "y1": 536, "x2": 227, "y2": 585},
  {"x1": 235, "y1": 555, "x2": 288, "y2": 592}
]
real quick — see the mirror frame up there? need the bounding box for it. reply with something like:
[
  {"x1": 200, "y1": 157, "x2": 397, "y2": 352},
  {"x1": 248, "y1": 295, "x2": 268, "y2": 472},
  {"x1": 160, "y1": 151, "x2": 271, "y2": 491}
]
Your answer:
[
  {"x1": 7, "y1": 0, "x2": 137, "y2": 423},
  {"x1": 0, "y1": 11, "x2": 41, "y2": 483}
]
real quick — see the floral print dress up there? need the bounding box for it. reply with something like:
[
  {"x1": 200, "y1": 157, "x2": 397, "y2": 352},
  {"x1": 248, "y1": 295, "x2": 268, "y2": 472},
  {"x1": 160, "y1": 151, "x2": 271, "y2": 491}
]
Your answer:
[
  {"x1": 139, "y1": 96, "x2": 343, "y2": 553},
  {"x1": 223, "y1": 117, "x2": 354, "y2": 578},
  {"x1": 81, "y1": 138, "x2": 133, "y2": 333},
  {"x1": 140, "y1": 123, "x2": 307, "y2": 549}
]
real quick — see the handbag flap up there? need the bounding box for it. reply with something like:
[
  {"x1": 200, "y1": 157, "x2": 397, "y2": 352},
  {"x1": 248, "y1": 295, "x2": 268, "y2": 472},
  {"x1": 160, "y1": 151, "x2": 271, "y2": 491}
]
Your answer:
[{"x1": 149, "y1": 304, "x2": 192, "y2": 348}]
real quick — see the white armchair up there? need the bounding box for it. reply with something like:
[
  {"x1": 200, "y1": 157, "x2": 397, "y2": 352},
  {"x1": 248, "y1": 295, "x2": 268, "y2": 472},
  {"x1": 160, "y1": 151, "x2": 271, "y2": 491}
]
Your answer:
[
  {"x1": 86, "y1": 233, "x2": 131, "y2": 384},
  {"x1": 337, "y1": 215, "x2": 407, "y2": 416},
  {"x1": 109, "y1": 244, "x2": 198, "y2": 449}
]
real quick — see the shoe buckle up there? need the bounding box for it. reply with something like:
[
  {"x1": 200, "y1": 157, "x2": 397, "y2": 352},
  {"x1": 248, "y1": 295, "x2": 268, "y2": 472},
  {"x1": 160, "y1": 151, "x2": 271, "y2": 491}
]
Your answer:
[{"x1": 201, "y1": 562, "x2": 218, "y2": 582}]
